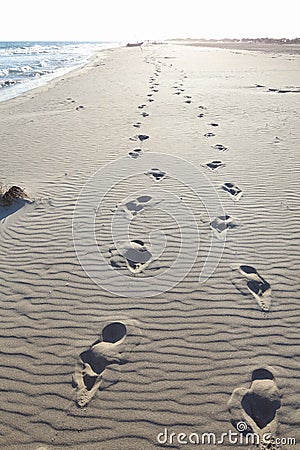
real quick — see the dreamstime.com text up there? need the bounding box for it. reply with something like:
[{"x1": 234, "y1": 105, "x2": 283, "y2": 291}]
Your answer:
[{"x1": 157, "y1": 426, "x2": 297, "y2": 446}]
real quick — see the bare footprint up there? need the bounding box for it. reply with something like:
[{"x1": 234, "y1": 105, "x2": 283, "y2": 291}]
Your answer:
[
  {"x1": 228, "y1": 369, "x2": 281, "y2": 449},
  {"x1": 73, "y1": 322, "x2": 127, "y2": 407},
  {"x1": 129, "y1": 134, "x2": 150, "y2": 143},
  {"x1": 213, "y1": 143, "x2": 229, "y2": 152},
  {"x1": 145, "y1": 168, "x2": 166, "y2": 182},
  {"x1": 109, "y1": 239, "x2": 153, "y2": 274},
  {"x1": 204, "y1": 160, "x2": 225, "y2": 171},
  {"x1": 222, "y1": 182, "x2": 243, "y2": 201},
  {"x1": 128, "y1": 148, "x2": 143, "y2": 159},
  {"x1": 239, "y1": 265, "x2": 272, "y2": 311},
  {"x1": 120, "y1": 194, "x2": 160, "y2": 219},
  {"x1": 210, "y1": 214, "x2": 239, "y2": 238}
]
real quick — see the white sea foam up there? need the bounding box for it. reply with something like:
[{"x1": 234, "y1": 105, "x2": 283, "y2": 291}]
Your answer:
[{"x1": 0, "y1": 41, "x2": 119, "y2": 101}]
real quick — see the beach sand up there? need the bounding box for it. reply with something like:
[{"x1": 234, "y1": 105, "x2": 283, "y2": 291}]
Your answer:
[{"x1": 0, "y1": 43, "x2": 299, "y2": 449}]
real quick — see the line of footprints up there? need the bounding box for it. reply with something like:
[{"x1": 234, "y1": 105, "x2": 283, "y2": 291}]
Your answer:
[
  {"x1": 128, "y1": 56, "x2": 271, "y2": 313},
  {"x1": 72, "y1": 55, "x2": 280, "y2": 448},
  {"x1": 72, "y1": 324, "x2": 281, "y2": 449}
]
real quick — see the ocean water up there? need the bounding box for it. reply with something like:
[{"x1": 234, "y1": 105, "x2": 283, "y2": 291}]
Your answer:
[{"x1": 0, "y1": 41, "x2": 118, "y2": 102}]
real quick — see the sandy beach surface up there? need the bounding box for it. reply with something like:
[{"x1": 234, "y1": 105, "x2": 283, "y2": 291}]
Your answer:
[
  {"x1": 168, "y1": 40, "x2": 300, "y2": 55},
  {"x1": 0, "y1": 43, "x2": 299, "y2": 450}
]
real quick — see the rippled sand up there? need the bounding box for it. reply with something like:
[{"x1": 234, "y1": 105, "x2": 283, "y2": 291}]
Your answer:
[{"x1": 0, "y1": 43, "x2": 299, "y2": 449}]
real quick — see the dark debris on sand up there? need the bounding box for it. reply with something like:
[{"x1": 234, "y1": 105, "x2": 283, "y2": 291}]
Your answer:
[{"x1": 0, "y1": 186, "x2": 28, "y2": 206}]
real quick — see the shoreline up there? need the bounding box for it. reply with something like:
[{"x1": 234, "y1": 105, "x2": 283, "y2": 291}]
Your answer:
[{"x1": 0, "y1": 42, "x2": 121, "y2": 104}]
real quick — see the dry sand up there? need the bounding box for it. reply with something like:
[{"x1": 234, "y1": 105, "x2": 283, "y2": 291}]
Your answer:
[
  {"x1": 0, "y1": 43, "x2": 299, "y2": 449},
  {"x1": 168, "y1": 39, "x2": 300, "y2": 55}
]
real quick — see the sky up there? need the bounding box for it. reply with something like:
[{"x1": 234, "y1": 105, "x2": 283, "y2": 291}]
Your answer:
[{"x1": 0, "y1": 0, "x2": 298, "y2": 42}]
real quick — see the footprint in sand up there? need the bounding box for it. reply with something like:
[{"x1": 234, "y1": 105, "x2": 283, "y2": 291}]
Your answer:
[
  {"x1": 141, "y1": 112, "x2": 149, "y2": 117},
  {"x1": 138, "y1": 104, "x2": 147, "y2": 109},
  {"x1": 120, "y1": 195, "x2": 160, "y2": 220},
  {"x1": 73, "y1": 322, "x2": 127, "y2": 407},
  {"x1": 129, "y1": 134, "x2": 150, "y2": 143},
  {"x1": 109, "y1": 239, "x2": 153, "y2": 274},
  {"x1": 174, "y1": 83, "x2": 184, "y2": 89},
  {"x1": 209, "y1": 122, "x2": 219, "y2": 127},
  {"x1": 204, "y1": 132, "x2": 216, "y2": 138},
  {"x1": 210, "y1": 214, "x2": 239, "y2": 239},
  {"x1": 222, "y1": 182, "x2": 243, "y2": 201},
  {"x1": 213, "y1": 143, "x2": 229, "y2": 152},
  {"x1": 133, "y1": 122, "x2": 142, "y2": 128},
  {"x1": 145, "y1": 168, "x2": 166, "y2": 182},
  {"x1": 128, "y1": 148, "x2": 143, "y2": 159},
  {"x1": 197, "y1": 113, "x2": 205, "y2": 118},
  {"x1": 239, "y1": 265, "x2": 272, "y2": 311},
  {"x1": 204, "y1": 160, "x2": 225, "y2": 171},
  {"x1": 75, "y1": 105, "x2": 85, "y2": 111},
  {"x1": 228, "y1": 369, "x2": 281, "y2": 449}
]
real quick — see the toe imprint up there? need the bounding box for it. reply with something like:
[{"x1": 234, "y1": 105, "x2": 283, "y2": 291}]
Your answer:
[{"x1": 238, "y1": 265, "x2": 272, "y2": 311}]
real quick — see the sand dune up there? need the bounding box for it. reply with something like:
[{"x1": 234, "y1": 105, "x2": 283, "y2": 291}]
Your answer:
[{"x1": 0, "y1": 43, "x2": 299, "y2": 449}]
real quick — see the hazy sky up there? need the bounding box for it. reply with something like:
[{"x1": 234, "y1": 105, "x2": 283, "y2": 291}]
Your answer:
[{"x1": 0, "y1": 0, "x2": 298, "y2": 42}]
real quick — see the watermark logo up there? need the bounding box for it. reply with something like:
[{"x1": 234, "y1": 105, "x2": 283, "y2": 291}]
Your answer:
[
  {"x1": 156, "y1": 426, "x2": 297, "y2": 446},
  {"x1": 236, "y1": 421, "x2": 248, "y2": 433},
  {"x1": 73, "y1": 152, "x2": 225, "y2": 297}
]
